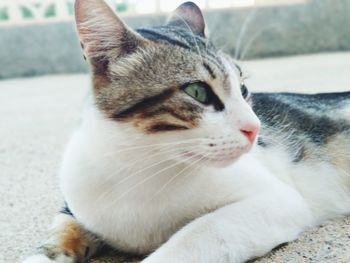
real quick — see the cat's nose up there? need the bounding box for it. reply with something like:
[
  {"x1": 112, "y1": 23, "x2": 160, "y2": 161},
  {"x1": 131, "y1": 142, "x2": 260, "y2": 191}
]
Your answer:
[{"x1": 240, "y1": 124, "x2": 260, "y2": 144}]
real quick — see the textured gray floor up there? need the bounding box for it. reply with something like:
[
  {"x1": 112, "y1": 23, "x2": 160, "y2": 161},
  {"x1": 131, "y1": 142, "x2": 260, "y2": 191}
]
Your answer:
[{"x1": 1, "y1": 53, "x2": 350, "y2": 263}]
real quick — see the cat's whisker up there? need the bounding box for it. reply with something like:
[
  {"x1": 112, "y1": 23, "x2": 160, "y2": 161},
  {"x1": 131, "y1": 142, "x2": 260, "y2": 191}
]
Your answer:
[
  {"x1": 95, "y1": 145, "x2": 187, "y2": 186},
  {"x1": 146, "y1": 151, "x2": 210, "y2": 203},
  {"x1": 173, "y1": 13, "x2": 205, "y2": 65},
  {"x1": 96, "y1": 143, "x2": 202, "y2": 188},
  {"x1": 234, "y1": 8, "x2": 258, "y2": 60},
  {"x1": 239, "y1": 23, "x2": 282, "y2": 61},
  {"x1": 94, "y1": 137, "x2": 209, "y2": 160},
  {"x1": 107, "y1": 149, "x2": 206, "y2": 206},
  {"x1": 94, "y1": 145, "x2": 205, "y2": 206},
  {"x1": 166, "y1": 150, "x2": 223, "y2": 201}
]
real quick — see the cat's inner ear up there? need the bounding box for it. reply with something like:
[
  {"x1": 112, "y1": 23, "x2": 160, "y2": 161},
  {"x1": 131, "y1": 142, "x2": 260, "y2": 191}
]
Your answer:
[
  {"x1": 75, "y1": 0, "x2": 146, "y2": 59},
  {"x1": 166, "y1": 1, "x2": 206, "y2": 38}
]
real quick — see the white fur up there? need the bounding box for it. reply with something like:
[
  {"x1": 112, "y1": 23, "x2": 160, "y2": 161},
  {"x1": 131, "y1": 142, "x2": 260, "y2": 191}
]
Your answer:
[
  {"x1": 57, "y1": 58, "x2": 350, "y2": 263},
  {"x1": 22, "y1": 254, "x2": 73, "y2": 263},
  {"x1": 58, "y1": 104, "x2": 350, "y2": 262},
  {"x1": 59, "y1": 105, "x2": 307, "y2": 260}
]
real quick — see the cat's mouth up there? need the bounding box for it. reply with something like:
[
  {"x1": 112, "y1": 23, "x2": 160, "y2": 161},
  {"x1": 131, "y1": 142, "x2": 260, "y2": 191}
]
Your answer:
[{"x1": 181, "y1": 148, "x2": 248, "y2": 166}]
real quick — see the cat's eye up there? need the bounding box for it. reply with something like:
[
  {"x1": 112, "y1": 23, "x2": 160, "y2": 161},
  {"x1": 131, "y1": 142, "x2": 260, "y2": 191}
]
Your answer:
[
  {"x1": 182, "y1": 82, "x2": 225, "y2": 111},
  {"x1": 241, "y1": 83, "x2": 249, "y2": 99},
  {"x1": 183, "y1": 82, "x2": 209, "y2": 104}
]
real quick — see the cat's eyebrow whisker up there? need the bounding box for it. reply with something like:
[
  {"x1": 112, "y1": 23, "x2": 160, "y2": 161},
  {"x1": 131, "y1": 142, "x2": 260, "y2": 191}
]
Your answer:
[
  {"x1": 173, "y1": 13, "x2": 204, "y2": 65},
  {"x1": 239, "y1": 23, "x2": 281, "y2": 61},
  {"x1": 234, "y1": 8, "x2": 258, "y2": 60}
]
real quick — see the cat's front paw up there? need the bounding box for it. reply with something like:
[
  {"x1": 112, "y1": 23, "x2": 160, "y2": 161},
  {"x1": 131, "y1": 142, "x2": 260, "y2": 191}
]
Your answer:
[
  {"x1": 22, "y1": 255, "x2": 56, "y2": 263},
  {"x1": 142, "y1": 255, "x2": 178, "y2": 263},
  {"x1": 22, "y1": 254, "x2": 74, "y2": 263}
]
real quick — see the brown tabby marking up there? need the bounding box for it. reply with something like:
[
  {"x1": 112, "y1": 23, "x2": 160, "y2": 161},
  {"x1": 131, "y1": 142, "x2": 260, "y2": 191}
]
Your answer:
[
  {"x1": 112, "y1": 87, "x2": 178, "y2": 120},
  {"x1": 92, "y1": 73, "x2": 111, "y2": 93},
  {"x1": 38, "y1": 214, "x2": 94, "y2": 261},
  {"x1": 146, "y1": 123, "x2": 189, "y2": 133},
  {"x1": 203, "y1": 62, "x2": 216, "y2": 79},
  {"x1": 59, "y1": 220, "x2": 87, "y2": 258}
]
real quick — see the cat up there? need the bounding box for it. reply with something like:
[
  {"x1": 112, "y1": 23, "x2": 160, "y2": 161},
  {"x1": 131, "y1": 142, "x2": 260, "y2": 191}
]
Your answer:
[{"x1": 23, "y1": 0, "x2": 350, "y2": 263}]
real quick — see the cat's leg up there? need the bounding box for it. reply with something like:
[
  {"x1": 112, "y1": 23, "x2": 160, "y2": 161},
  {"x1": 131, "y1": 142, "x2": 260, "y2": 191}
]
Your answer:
[
  {"x1": 142, "y1": 186, "x2": 314, "y2": 263},
  {"x1": 23, "y1": 212, "x2": 101, "y2": 263}
]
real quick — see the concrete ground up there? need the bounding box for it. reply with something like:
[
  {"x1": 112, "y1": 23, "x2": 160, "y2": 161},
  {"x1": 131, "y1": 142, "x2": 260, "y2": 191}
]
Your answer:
[{"x1": 1, "y1": 52, "x2": 350, "y2": 263}]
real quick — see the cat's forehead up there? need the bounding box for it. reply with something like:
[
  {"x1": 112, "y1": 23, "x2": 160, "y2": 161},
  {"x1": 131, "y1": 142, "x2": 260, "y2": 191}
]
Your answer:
[
  {"x1": 137, "y1": 26, "x2": 209, "y2": 51},
  {"x1": 107, "y1": 25, "x2": 241, "y2": 102},
  {"x1": 136, "y1": 26, "x2": 226, "y2": 70}
]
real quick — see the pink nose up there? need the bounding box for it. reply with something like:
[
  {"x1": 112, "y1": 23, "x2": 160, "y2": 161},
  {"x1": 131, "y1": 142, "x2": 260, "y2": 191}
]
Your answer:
[{"x1": 240, "y1": 124, "x2": 259, "y2": 143}]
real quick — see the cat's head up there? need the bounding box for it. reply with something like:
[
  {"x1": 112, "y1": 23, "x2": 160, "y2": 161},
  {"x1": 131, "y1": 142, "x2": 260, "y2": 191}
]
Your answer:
[{"x1": 75, "y1": 0, "x2": 260, "y2": 167}]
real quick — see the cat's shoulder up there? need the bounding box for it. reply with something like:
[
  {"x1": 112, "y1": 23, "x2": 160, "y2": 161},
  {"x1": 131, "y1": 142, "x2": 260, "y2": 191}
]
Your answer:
[
  {"x1": 251, "y1": 91, "x2": 350, "y2": 153},
  {"x1": 252, "y1": 91, "x2": 350, "y2": 112},
  {"x1": 252, "y1": 91, "x2": 350, "y2": 123}
]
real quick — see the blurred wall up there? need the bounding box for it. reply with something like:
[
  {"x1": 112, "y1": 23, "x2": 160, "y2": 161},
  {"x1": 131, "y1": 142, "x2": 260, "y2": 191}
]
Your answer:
[{"x1": 0, "y1": 0, "x2": 349, "y2": 79}]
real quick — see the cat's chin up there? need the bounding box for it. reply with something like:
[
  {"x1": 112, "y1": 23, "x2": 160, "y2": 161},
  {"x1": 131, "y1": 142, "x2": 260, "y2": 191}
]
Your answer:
[
  {"x1": 208, "y1": 158, "x2": 241, "y2": 168},
  {"x1": 179, "y1": 150, "x2": 248, "y2": 168}
]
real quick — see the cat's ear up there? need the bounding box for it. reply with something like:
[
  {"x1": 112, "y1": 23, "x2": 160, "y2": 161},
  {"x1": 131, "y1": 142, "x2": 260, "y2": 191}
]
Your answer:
[
  {"x1": 167, "y1": 2, "x2": 206, "y2": 38},
  {"x1": 75, "y1": 0, "x2": 146, "y2": 59}
]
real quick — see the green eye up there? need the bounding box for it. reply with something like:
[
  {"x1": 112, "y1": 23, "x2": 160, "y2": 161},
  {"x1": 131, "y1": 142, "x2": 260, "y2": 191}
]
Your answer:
[
  {"x1": 183, "y1": 82, "x2": 209, "y2": 104},
  {"x1": 241, "y1": 83, "x2": 249, "y2": 99}
]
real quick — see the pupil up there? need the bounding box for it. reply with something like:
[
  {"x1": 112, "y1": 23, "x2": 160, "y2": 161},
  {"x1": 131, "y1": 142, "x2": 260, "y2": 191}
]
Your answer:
[{"x1": 241, "y1": 84, "x2": 248, "y2": 98}]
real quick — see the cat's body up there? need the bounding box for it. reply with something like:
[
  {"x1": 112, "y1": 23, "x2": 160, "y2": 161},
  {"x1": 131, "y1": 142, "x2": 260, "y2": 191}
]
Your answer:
[
  {"x1": 254, "y1": 92, "x2": 350, "y2": 220},
  {"x1": 23, "y1": 1, "x2": 350, "y2": 263},
  {"x1": 59, "y1": 92, "x2": 350, "y2": 256}
]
